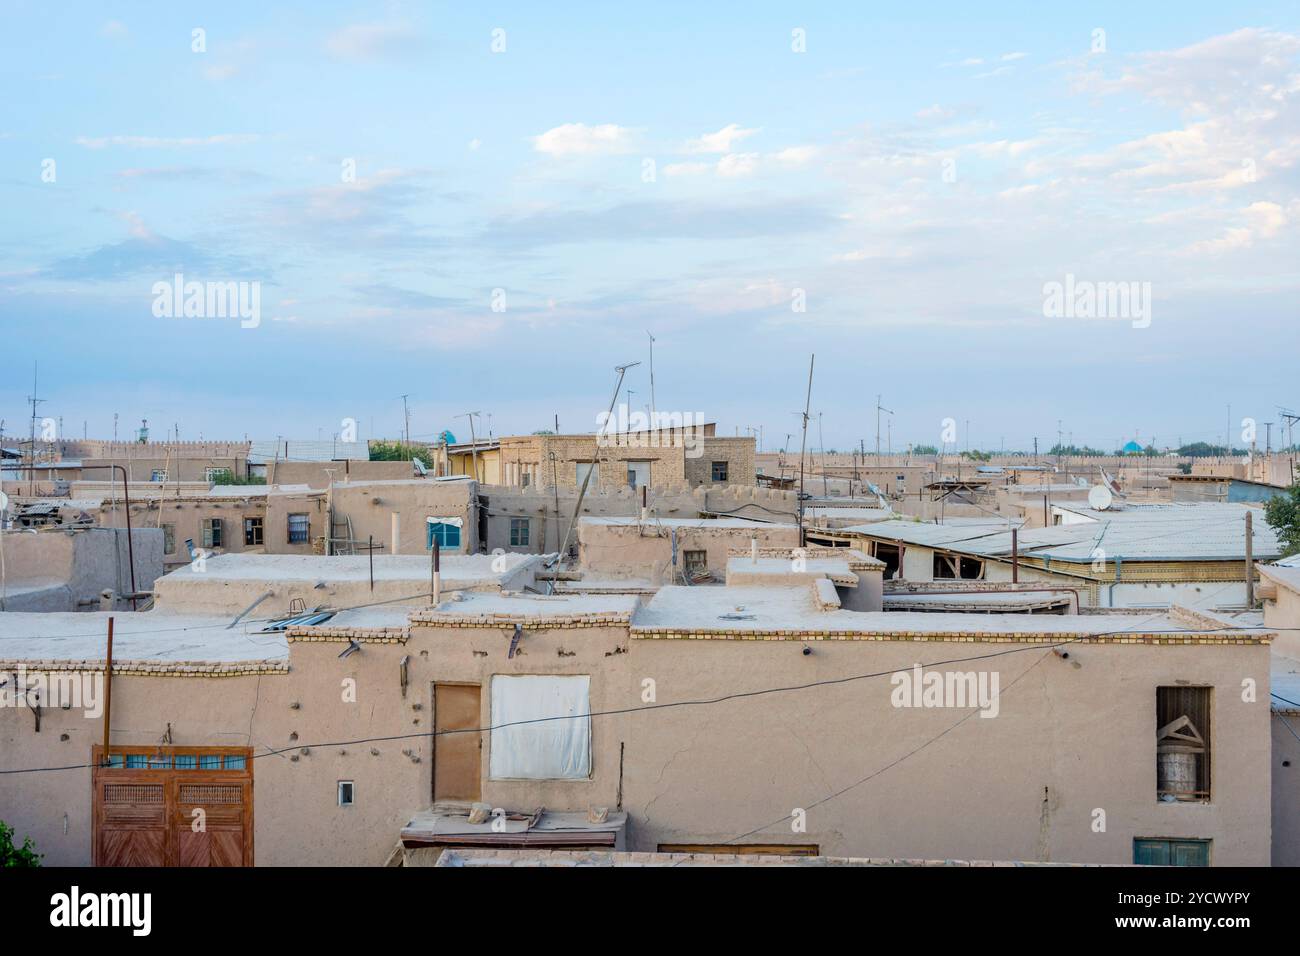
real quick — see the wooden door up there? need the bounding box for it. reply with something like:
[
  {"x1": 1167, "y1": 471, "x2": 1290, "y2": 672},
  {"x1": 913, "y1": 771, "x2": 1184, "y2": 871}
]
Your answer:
[
  {"x1": 433, "y1": 683, "x2": 482, "y2": 801},
  {"x1": 93, "y1": 746, "x2": 253, "y2": 867}
]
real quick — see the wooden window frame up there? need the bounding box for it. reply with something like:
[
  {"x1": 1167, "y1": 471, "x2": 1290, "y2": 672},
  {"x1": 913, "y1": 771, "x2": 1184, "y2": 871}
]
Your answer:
[
  {"x1": 201, "y1": 517, "x2": 223, "y2": 549},
  {"x1": 509, "y1": 517, "x2": 530, "y2": 547}
]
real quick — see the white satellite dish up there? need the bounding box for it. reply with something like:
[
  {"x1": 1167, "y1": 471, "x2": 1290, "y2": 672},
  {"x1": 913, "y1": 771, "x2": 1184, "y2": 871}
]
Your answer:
[{"x1": 1087, "y1": 484, "x2": 1114, "y2": 511}]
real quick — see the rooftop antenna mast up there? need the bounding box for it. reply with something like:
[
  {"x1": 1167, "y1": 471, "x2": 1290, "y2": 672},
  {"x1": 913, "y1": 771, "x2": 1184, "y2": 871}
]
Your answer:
[
  {"x1": 875, "y1": 394, "x2": 893, "y2": 457},
  {"x1": 797, "y1": 355, "x2": 814, "y2": 544},
  {"x1": 1280, "y1": 407, "x2": 1300, "y2": 481},
  {"x1": 456, "y1": 411, "x2": 481, "y2": 481},
  {"x1": 646, "y1": 330, "x2": 656, "y2": 428},
  {"x1": 27, "y1": 362, "x2": 46, "y2": 496},
  {"x1": 552, "y1": 362, "x2": 640, "y2": 568},
  {"x1": 398, "y1": 395, "x2": 411, "y2": 454}
]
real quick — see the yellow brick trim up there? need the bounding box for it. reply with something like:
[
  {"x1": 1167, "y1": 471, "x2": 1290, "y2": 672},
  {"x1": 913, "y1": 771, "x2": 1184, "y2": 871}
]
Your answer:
[{"x1": 0, "y1": 658, "x2": 288, "y2": 677}]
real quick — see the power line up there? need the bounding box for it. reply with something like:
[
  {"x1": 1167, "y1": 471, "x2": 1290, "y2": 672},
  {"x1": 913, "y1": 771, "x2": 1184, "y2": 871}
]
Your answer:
[{"x1": 2, "y1": 621, "x2": 1291, "y2": 777}]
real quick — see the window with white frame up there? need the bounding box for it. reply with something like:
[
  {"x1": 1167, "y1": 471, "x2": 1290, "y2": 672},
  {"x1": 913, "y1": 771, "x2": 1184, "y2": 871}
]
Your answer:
[
  {"x1": 576, "y1": 462, "x2": 599, "y2": 488},
  {"x1": 489, "y1": 675, "x2": 591, "y2": 779}
]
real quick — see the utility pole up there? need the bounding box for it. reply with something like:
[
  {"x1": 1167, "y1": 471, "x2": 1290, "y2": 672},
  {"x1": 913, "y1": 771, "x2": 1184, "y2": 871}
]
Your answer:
[
  {"x1": 27, "y1": 362, "x2": 45, "y2": 496},
  {"x1": 554, "y1": 362, "x2": 639, "y2": 566},
  {"x1": 797, "y1": 355, "x2": 814, "y2": 544},
  {"x1": 817, "y1": 412, "x2": 828, "y2": 496},
  {"x1": 1245, "y1": 510, "x2": 1254, "y2": 608},
  {"x1": 646, "y1": 330, "x2": 656, "y2": 428},
  {"x1": 458, "y1": 412, "x2": 481, "y2": 480},
  {"x1": 399, "y1": 395, "x2": 411, "y2": 453}
]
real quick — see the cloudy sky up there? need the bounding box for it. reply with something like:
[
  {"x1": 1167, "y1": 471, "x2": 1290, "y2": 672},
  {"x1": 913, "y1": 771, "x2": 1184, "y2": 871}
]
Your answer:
[{"x1": 2, "y1": 2, "x2": 1297, "y2": 453}]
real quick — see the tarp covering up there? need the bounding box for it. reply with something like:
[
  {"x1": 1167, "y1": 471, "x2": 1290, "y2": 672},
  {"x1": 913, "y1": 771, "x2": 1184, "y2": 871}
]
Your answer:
[{"x1": 490, "y1": 675, "x2": 591, "y2": 779}]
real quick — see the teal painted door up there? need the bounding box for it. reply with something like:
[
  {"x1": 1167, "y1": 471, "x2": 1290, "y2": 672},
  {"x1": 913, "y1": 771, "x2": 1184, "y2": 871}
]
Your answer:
[{"x1": 1134, "y1": 838, "x2": 1210, "y2": 866}]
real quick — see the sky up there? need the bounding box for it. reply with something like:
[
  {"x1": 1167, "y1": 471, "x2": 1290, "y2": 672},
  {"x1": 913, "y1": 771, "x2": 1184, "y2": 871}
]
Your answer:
[{"x1": 1, "y1": 1, "x2": 1297, "y2": 454}]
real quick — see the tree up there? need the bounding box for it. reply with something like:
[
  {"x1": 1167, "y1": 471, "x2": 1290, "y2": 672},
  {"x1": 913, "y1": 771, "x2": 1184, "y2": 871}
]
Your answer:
[
  {"x1": 1265, "y1": 484, "x2": 1300, "y2": 557},
  {"x1": 0, "y1": 821, "x2": 41, "y2": 867},
  {"x1": 912, "y1": 444, "x2": 939, "y2": 455},
  {"x1": 370, "y1": 440, "x2": 434, "y2": 468}
]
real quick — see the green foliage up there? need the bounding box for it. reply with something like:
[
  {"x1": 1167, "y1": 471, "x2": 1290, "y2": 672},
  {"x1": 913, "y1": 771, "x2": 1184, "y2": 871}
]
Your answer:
[
  {"x1": 1177, "y1": 442, "x2": 1245, "y2": 457},
  {"x1": 1048, "y1": 443, "x2": 1107, "y2": 456},
  {"x1": 960, "y1": 449, "x2": 992, "y2": 462},
  {"x1": 1265, "y1": 484, "x2": 1300, "y2": 557},
  {"x1": 210, "y1": 470, "x2": 264, "y2": 485},
  {"x1": 531, "y1": 430, "x2": 555, "y2": 436},
  {"x1": 912, "y1": 444, "x2": 939, "y2": 455},
  {"x1": 370, "y1": 440, "x2": 434, "y2": 467},
  {"x1": 0, "y1": 821, "x2": 41, "y2": 867}
]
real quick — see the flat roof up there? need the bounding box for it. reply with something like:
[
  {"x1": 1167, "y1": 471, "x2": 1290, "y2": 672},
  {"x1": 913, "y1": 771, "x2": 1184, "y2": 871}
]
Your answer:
[
  {"x1": 883, "y1": 590, "x2": 1074, "y2": 611},
  {"x1": 630, "y1": 585, "x2": 1270, "y2": 642},
  {"x1": 0, "y1": 610, "x2": 288, "y2": 665},
  {"x1": 159, "y1": 552, "x2": 537, "y2": 585},
  {"x1": 580, "y1": 516, "x2": 792, "y2": 529},
  {"x1": 410, "y1": 590, "x2": 639, "y2": 624}
]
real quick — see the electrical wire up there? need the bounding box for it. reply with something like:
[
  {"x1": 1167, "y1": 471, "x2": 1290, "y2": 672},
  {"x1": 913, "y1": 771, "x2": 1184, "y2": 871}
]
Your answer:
[{"x1": 2, "y1": 617, "x2": 1291, "y2": 777}]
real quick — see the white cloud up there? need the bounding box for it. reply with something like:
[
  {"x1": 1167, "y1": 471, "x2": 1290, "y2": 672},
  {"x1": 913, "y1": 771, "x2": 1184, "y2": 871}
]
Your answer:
[
  {"x1": 772, "y1": 145, "x2": 818, "y2": 165},
  {"x1": 101, "y1": 21, "x2": 128, "y2": 39},
  {"x1": 916, "y1": 104, "x2": 956, "y2": 120},
  {"x1": 75, "y1": 133, "x2": 259, "y2": 149},
  {"x1": 663, "y1": 161, "x2": 711, "y2": 177},
  {"x1": 532, "y1": 123, "x2": 635, "y2": 157},
  {"x1": 685, "y1": 124, "x2": 760, "y2": 154},
  {"x1": 1183, "y1": 201, "x2": 1288, "y2": 255},
  {"x1": 717, "y1": 152, "x2": 760, "y2": 177},
  {"x1": 325, "y1": 22, "x2": 425, "y2": 61}
]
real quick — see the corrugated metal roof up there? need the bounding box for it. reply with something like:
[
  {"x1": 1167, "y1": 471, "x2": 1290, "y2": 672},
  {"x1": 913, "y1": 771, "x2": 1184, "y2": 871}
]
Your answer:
[
  {"x1": 848, "y1": 504, "x2": 1280, "y2": 563},
  {"x1": 260, "y1": 611, "x2": 336, "y2": 633}
]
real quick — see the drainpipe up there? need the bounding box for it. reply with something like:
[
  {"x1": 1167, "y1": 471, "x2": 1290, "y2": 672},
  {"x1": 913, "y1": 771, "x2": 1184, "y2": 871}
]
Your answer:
[
  {"x1": 101, "y1": 616, "x2": 114, "y2": 760},
  {"x1": 431, "y1": 537, "x2": 441, "y2": 606}
]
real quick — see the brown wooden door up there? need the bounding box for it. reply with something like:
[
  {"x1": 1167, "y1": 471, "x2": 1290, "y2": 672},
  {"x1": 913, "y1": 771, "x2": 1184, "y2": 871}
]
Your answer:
[
  {"x1": 433, "y1": 683, "x2": 482, "y2": 801},
  {"x1": 93, "y1": 746, "x2": 253, "y2": 867}
]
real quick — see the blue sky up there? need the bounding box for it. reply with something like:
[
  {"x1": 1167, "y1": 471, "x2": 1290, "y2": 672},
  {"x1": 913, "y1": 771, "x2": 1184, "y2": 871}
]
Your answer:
[{"x1": 1, "y1": 1, "x2": 1297, "y2": 453}]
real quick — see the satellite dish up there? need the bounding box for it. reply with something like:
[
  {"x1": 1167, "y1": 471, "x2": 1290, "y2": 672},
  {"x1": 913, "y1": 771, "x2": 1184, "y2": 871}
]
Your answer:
[{"x1": 1088, "y1": 485, "x2": 1114, "y2": 511}]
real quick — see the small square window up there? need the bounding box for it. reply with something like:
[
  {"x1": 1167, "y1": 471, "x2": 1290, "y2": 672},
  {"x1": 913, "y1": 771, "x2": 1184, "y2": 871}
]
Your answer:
[
  {"x1": 198, "y1": 754, "x2": 222, "y2": 770},
  {"x1": 338, "y1": 781, "x2": 355, "y2": 807},
  {"x1": 174, "y1": 754, "x2": 197, "y2": 770},
  {"x1": 711, "y1": 460, "x2": 728, "y2": 482},
  {"x1": 150, "y1": 469, "x2": 168, "y2": 483},
  {"x1": 684, "y1": 550, "x2": 708, "y2": 575},
  {"x1": 205, "y1": 467, "x2": 233, "y2": 484},
  {"x1": 223, "y1": 754, "x2": 246, "y2": 770},
  {"x1": 244, "y1": 516, "x2": 264, "y2": 546},
  {"x1": 509, "y1": 517, "x2": 530, "y2": 547}
]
